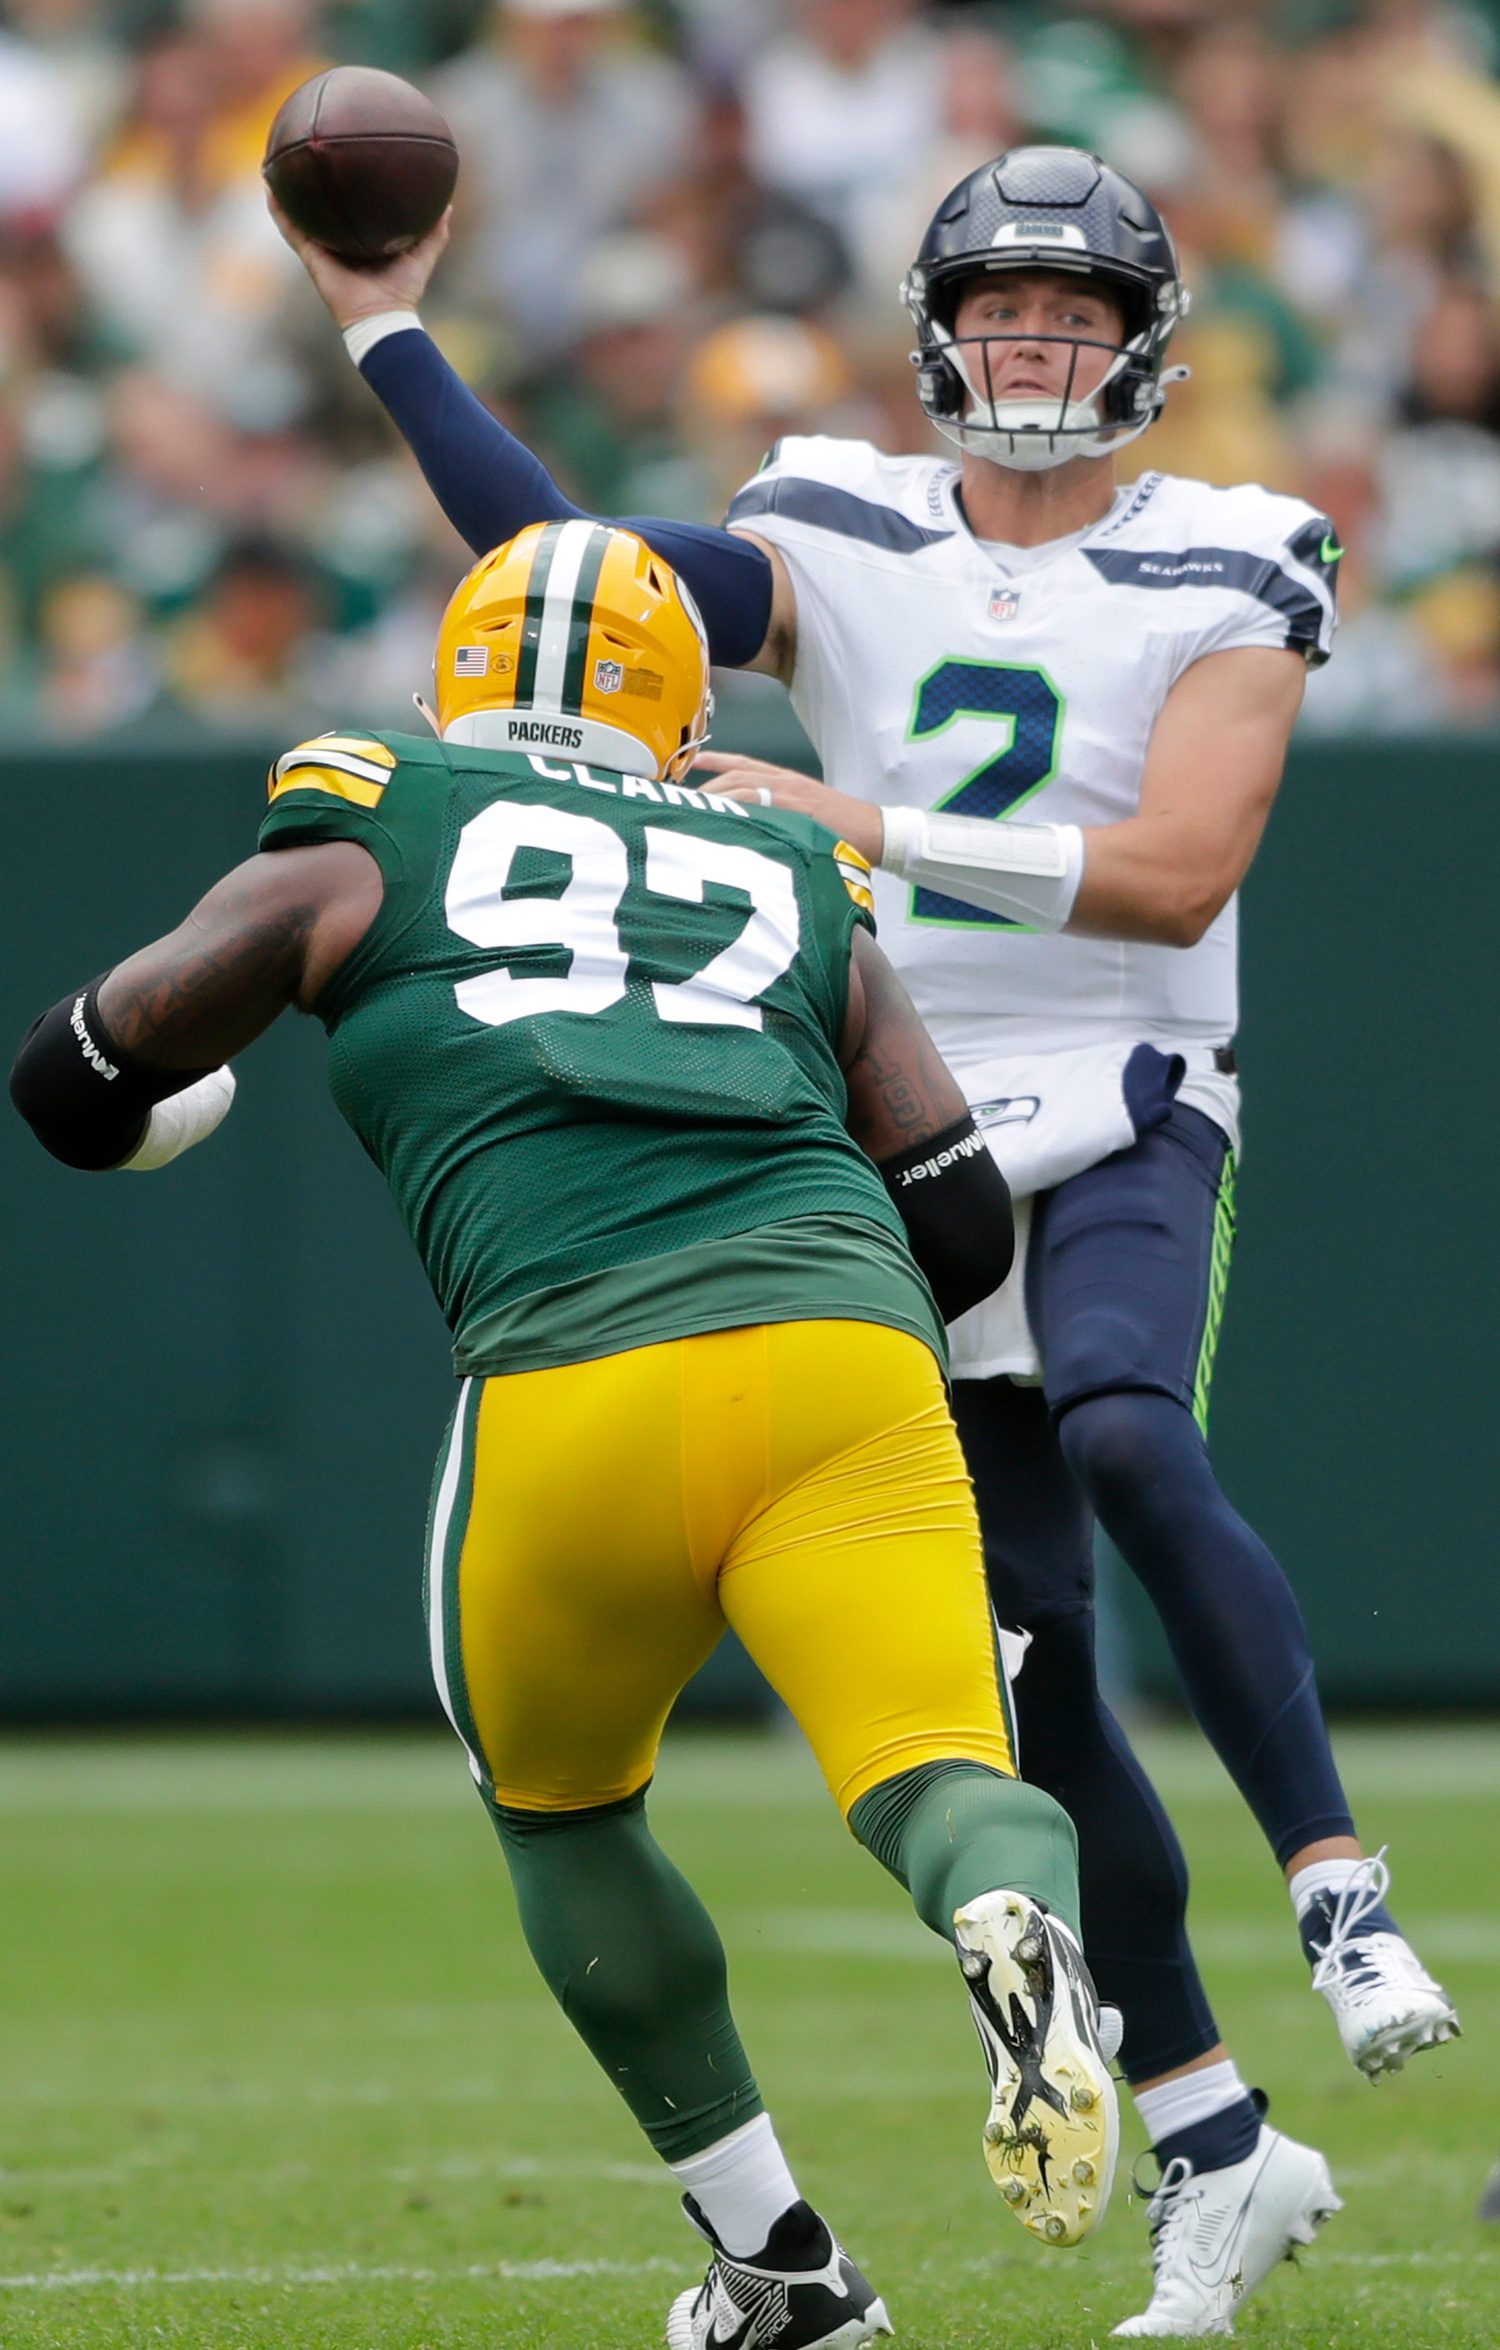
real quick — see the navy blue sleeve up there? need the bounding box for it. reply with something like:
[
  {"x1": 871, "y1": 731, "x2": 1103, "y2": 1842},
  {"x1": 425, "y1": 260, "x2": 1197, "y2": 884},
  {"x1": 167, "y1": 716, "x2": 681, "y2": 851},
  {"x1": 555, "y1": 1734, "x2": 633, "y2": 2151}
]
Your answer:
[{"x1": 359, "y1": 327, "x2": 775, "y2": 669}]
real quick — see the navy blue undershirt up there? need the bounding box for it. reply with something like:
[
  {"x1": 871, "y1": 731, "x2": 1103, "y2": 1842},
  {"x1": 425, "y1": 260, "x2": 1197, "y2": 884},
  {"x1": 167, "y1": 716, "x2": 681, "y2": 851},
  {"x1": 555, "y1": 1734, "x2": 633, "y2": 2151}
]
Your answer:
[{"x1": 359, "y1": 327, "x2": 775, "y2": 670}]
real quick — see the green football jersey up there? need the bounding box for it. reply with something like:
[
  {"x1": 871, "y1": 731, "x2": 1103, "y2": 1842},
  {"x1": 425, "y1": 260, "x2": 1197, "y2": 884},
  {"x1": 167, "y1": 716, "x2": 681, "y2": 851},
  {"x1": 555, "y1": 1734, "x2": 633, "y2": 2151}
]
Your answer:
[{"x1": 258, "y1": 729, "x2": 944, "y2": 1374}]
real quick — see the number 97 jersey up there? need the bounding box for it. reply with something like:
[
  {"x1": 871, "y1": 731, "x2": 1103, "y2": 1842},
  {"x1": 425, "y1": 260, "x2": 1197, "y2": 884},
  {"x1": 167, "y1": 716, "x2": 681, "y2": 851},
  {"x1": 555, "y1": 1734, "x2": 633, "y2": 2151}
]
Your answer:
[
  {"x1": 257, "y1": 728, "x2": 908, "y2": 1369},
  {"x1": 728, "y1": 438, "x2": 1338, "y2": 1068}
]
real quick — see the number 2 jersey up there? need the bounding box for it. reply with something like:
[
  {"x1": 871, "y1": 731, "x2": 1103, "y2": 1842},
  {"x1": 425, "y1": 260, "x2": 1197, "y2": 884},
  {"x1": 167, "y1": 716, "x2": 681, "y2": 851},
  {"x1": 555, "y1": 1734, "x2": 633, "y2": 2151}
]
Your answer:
[
  {"x1": 257, "y1": 728, "x2": 944, "y2": 1376},
  {"x1": 727, "y1": 442, "x2": 1338, "y2": 1080}
]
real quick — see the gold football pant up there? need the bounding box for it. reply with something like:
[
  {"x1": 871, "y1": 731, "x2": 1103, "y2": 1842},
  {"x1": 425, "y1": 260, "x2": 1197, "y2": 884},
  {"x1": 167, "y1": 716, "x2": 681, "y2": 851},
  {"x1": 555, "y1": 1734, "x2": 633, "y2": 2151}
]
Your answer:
[{"x1": 424, "y1": 1317, "x2": 1016, "y2": 1817}]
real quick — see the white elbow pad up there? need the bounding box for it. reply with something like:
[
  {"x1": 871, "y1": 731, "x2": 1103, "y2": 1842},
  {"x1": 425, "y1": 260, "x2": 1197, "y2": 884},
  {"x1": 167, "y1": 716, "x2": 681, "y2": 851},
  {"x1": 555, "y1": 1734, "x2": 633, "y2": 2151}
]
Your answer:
[
  {"x1": 122, "y1": 1066, "x2": 236, "y2": 1172},
  {"x1": 880, "y1": 807, "x2": 1085, "y2": 932}
]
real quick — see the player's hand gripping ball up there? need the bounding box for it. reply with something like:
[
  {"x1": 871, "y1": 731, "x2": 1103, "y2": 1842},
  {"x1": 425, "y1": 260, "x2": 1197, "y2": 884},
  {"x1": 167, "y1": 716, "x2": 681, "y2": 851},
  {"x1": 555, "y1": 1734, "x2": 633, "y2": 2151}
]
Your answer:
[{"x1": 262, "y1": 67, "x2": 458, "y2": 267}]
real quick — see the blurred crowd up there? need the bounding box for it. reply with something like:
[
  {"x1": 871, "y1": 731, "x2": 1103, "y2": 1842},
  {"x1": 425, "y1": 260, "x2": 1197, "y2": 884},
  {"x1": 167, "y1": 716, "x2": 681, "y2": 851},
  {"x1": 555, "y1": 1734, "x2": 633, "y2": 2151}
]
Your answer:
[{"x1": 6, "y1": 0, "x2": 1500, "y2": 740}]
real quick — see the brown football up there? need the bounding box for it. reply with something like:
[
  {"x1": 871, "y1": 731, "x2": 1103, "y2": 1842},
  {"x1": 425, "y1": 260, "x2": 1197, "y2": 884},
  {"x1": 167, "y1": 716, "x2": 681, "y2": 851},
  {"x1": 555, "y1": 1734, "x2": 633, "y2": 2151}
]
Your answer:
[{"x1": 262, "y1": 67, "x2": 458, "y2": 266}]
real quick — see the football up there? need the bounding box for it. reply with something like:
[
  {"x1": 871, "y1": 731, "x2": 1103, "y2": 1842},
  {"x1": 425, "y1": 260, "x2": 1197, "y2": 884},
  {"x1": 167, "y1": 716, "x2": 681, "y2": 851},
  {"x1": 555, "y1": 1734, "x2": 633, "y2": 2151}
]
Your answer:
[{"x1": 262, "y1": 66, "x2": 458, "y2": 266}]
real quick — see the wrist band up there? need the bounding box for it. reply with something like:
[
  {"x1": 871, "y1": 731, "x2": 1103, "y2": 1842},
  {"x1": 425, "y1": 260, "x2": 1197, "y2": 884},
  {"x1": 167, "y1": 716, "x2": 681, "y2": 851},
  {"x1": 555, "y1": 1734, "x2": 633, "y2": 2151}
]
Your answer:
[
  {"x1": 123, "y1": 1066, "x2": 237, "y2": 1171},
  {"x1": 880, "y1": 806, "x2": 1085, "y2": 932},
  {"x1": 343, "y1": 310, "x2": 423, "y2": 367}
]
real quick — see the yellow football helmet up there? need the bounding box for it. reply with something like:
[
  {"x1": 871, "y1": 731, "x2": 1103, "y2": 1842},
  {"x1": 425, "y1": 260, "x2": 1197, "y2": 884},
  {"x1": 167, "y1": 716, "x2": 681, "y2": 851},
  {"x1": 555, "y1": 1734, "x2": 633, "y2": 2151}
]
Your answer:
[{"x1": 432, "y1": 521, "x2": 713, "y2": 780}]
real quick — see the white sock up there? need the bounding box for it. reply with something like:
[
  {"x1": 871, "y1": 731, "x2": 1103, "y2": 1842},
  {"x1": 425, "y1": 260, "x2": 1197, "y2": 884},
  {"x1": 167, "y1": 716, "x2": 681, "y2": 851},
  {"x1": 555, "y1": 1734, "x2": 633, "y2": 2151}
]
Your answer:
[
  {"x1": 669, "y1": 2113, "x2": 800, "y2": 2257},
  {"x1": 1289, "y1": 1857, "x2": 1372, "y2": 1918},
  {"x1": 1133, "y1": 2057, "x2": 1249, "y2": 2147}
]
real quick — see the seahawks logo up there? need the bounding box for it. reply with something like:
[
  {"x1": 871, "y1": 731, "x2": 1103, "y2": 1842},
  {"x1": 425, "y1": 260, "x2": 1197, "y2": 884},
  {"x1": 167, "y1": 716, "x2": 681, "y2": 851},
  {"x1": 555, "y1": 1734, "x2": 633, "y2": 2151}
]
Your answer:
[{"x1": 972, "y1": 1093, "x2": 1040, "y2": 1131}]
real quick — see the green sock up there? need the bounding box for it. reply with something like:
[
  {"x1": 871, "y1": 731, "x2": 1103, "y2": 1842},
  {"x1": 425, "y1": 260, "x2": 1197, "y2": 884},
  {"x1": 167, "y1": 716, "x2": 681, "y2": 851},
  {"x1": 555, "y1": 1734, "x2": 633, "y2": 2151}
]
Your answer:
[
  {"x1": 490, "y1": 1788, "x2": 762, "y2": 2162},
  {"x1": 849, "y1": 1760, "x2": 1081, "y2": 1941}
]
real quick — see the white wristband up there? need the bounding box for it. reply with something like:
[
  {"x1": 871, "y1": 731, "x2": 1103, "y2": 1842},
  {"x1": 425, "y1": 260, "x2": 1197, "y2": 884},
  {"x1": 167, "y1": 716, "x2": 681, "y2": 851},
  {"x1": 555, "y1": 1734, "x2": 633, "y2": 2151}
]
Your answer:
[
  {"x1": 122, "y1": 1066, "x2": 236, "y2": 1172},
  {"x1": 879, "y1": 806, "x2": 1085, "y2": 932},
  {"x1": 342, "y1": 309, "x2": 423, "y2": 367}
]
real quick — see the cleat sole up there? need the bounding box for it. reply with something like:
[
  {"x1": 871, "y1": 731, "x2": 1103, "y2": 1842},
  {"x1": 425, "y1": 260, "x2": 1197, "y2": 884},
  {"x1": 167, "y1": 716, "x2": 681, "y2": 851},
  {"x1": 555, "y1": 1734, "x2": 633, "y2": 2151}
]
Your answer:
[
  {"x1": 956, "y1": 1892, "x2": 1119, "y2": 2251},
  {"x1": 1356, "y1": 2008, "x2": 1462, "y2": 2081},
  {"x1": 668, "y1": 2283, "x2": 894, "y2": 2350}
]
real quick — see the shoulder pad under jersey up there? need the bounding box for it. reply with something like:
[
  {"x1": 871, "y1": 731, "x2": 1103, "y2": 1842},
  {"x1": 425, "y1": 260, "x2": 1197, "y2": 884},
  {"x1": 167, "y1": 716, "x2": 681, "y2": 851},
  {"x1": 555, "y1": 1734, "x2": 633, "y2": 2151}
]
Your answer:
[
  {"x1": 266, "y1": 733, "x2": 400, "y2": 811},
  {"x1": 727, "y1": 434, "x2": 959, "y2": 554}
]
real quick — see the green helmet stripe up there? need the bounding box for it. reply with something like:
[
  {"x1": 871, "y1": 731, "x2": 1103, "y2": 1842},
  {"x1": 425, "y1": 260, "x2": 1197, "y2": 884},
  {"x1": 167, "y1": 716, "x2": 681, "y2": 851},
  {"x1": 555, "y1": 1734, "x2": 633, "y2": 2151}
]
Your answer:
[{"x1": 514, "y1": 523, "x2": 561, "y2": 705}]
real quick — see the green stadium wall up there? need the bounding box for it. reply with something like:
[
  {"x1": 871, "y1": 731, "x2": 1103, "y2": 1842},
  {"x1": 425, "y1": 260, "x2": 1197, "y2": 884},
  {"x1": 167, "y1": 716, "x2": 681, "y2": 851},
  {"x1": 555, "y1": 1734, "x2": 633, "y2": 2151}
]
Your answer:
[{"x1": 1, "y1": 730, "x2": 1494, "y2": 1718}]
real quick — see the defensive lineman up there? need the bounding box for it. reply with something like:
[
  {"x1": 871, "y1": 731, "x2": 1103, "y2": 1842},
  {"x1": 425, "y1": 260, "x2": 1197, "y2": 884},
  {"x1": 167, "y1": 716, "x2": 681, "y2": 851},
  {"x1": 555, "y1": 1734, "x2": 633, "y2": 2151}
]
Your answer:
[
  {"x1": 13, "y1": 527, "x2": 1122, "y2": 2349},
  {"x1": 274, "y1": 145, "x2": 1458, "y2": 2334}
]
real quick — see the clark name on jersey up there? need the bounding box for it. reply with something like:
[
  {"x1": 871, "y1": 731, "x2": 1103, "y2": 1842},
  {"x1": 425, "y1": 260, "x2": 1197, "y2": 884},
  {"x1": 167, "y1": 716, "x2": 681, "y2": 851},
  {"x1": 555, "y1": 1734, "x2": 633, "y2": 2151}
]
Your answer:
[{"x1": 727, "y1": 438, "x2": 1338, "y2": 1090}]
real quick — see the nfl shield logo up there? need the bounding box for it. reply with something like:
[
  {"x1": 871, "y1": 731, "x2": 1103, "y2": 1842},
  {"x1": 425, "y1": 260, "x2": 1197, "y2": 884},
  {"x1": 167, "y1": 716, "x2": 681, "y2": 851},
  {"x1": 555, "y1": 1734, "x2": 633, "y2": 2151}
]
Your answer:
[
  {"x1": 593, "y1": 658, "x2": 624, "y2": 694},
  {"x1": 988, "y1": 588, "x2": 1021, "y2": 623}
]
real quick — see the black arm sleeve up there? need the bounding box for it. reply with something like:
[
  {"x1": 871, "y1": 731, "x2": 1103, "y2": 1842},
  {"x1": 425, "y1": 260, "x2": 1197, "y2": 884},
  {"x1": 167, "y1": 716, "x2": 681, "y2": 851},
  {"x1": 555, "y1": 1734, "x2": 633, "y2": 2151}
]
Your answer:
[
  {"x1": 10, "y1": 980, "x2": 210, "y2": 1171},
  {"x1": 880, "y1": 1115, "x2": 1015, "y2": 1324},
  {"x1": 359, "y1": 327, "x2": 775, "y2": 667}
]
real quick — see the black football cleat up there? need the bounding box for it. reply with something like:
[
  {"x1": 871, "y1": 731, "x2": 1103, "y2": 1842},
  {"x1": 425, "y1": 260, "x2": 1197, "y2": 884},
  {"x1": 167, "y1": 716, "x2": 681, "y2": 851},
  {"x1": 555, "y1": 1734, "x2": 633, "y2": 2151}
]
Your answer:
[{"x1": 665, "y1": 2193, "x2": 893, "y2": 2350}]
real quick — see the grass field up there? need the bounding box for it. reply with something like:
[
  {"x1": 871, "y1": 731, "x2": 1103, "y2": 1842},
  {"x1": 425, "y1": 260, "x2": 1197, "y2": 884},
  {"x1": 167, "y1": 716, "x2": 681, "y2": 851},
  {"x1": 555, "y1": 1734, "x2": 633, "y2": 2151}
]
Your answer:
[{"x1": 0, "y1": 1722, "x2": 1494, "y2": 2350}]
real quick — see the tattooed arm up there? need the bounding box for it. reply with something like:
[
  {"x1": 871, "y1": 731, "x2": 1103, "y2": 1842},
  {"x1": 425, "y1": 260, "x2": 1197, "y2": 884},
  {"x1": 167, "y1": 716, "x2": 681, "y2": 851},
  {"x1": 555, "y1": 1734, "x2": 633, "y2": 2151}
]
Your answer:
[
  {"x1": 98, "y1": 842, "x2": 381, "y2": 1064},
  {"x1": 840, "y1": 928, "x2": 972, "y2": 1160},
  {"x1": 838, "y1": 929, "x2": 1014, "y2": 1319},
  {"x1": 11, "y1": 843, "x2": 380, "y2": 1170}
]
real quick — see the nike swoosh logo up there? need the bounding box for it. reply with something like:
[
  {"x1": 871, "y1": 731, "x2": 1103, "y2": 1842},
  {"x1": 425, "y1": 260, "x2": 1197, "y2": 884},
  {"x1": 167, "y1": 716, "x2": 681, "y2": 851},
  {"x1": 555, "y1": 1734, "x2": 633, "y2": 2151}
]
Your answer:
[
  {"x1": 708, "y1": 2318, "x2": 755, "y2": 2350},
  {"x1": 1320, "y1": 533, "x2": 1343, "y2": 564}
]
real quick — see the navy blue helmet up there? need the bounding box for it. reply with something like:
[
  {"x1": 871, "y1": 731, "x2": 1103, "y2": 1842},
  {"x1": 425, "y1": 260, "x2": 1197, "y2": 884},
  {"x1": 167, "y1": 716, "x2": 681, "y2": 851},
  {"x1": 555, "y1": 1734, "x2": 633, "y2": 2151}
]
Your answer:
[{"x1": 901, "y1": 147, "x2": 1190, "y2": 470}]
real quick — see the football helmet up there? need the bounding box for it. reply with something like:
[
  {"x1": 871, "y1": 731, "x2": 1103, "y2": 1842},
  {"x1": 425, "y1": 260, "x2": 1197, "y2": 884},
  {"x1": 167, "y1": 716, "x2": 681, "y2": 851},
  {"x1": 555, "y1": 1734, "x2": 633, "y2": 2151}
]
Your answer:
[
  {"x1": 433, "y1": 520, "x2": 713, "y2": 780},
  {"x1": 902, "y1": 146, "x2": 1189, "y2": 471}
]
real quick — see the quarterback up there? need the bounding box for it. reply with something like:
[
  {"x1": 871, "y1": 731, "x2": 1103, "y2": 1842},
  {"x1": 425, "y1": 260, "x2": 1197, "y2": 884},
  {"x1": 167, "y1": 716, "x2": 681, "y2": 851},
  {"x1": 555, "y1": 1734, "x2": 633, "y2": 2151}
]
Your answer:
[
  {"x1": 12, "y1": 527, "x2": 1123, "y2": 2350},
  {"x1": 275, "y1": 145, "x2": 1458, "y2": 2334}
]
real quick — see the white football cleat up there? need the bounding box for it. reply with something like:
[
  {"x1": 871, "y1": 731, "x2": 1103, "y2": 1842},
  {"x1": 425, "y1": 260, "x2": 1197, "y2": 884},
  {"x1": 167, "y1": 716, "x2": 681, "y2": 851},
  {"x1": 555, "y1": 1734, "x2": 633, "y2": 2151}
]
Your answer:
[
  {"x1": 1111, "y1": 2125, "x2": 1341, "y2": 2338},
  {"x1": 954, "y1": 1890, "x2": 1119, "y2": 2248},
  {"x1": 1303, "y1": 1852, "x2": 1461, "y2": 2080},
  {"x1": 666, "y1": 2195, "x2": 893, "y2": 2350}
]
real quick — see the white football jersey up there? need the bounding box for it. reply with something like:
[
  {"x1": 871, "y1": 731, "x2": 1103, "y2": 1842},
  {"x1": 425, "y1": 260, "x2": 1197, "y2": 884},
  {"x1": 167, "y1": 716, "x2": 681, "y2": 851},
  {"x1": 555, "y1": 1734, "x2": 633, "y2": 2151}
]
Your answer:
[{"x1": 726, "y1": 440, "x2": 1336, "y2": 1071}]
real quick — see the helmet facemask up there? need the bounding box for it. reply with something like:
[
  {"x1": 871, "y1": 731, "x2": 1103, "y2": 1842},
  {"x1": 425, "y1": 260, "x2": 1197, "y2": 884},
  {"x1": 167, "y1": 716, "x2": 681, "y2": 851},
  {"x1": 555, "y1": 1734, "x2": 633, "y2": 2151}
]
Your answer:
[
  {"x1": 662, "y1": 572, "x2": 715, "y2": 783},
  {"x1": 924, "y1": 284, "x2": 1169, "y2": 470}
]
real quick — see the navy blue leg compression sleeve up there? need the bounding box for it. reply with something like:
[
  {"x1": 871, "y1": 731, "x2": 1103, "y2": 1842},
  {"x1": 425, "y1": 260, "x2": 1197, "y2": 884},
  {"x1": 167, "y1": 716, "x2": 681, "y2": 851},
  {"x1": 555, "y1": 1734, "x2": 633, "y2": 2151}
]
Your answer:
[
  {"x1": 950, "y1": 1378, "x2": 1222, "y2": 2084},
  {"x1": 1056, "y1": 1390, "x2": 1356, "y2": 1868},
  {"x1": 359, "y1": 328, "x2": 774, "y2": 667}
]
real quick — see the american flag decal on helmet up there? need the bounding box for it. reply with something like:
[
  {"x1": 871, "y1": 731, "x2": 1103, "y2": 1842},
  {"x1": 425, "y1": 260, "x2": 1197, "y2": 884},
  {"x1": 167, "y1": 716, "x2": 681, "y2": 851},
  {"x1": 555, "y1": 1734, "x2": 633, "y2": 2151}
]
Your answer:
[{"x1": 453, "y1": 645, "x2": 488, "y2": 676}]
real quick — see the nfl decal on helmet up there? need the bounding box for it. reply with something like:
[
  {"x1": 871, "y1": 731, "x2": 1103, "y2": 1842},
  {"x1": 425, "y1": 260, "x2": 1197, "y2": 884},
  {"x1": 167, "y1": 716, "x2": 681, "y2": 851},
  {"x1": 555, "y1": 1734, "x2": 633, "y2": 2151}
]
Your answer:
[
  {"x1": 433, "y1": 520, "x2": 714, "y2": 780},
  {"x1": 902, "y1": 145, "x2": 1190, "y2": 471}
]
